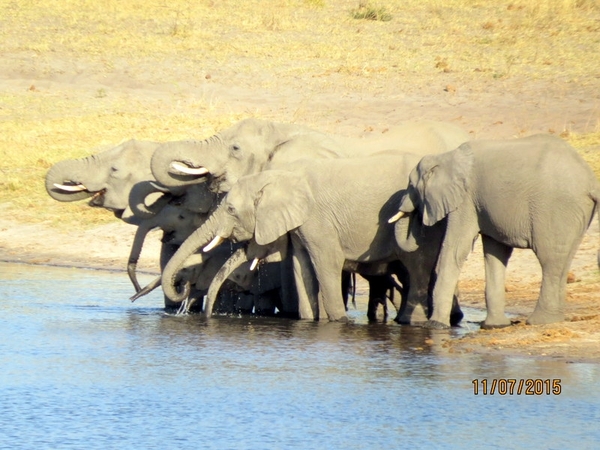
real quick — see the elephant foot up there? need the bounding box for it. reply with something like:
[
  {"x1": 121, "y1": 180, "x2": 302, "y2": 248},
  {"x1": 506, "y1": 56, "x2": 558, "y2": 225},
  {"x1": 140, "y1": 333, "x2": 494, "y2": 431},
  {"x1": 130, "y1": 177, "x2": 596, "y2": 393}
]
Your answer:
[
  {"x1": 422, "y1": 320, "x2": 450, "y2": 330},
  {"x1": 480, "y1": 313, "x2": 512, "y2": 329},
  {"x1": 480, "y1": 321, "x2": 512, "y2": 330},
  {"x1": 526, "y1": 308, "x2": 564, "y2": 325}
]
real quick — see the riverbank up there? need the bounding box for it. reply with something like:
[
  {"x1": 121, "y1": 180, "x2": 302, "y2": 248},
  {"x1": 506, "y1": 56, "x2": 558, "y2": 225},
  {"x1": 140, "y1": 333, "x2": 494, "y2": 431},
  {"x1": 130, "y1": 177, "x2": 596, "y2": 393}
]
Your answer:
[{"x1": 1, "y1": 216, "x2": 599, "y2": 363}]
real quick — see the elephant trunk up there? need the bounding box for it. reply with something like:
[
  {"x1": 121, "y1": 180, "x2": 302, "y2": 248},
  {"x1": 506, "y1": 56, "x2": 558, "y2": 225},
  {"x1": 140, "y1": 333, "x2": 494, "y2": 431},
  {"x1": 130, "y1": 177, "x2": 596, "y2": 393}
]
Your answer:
[
  {"x1": 161, "y1": 210, "x2": 223, "y2": 302},
  {"x1": 395, "y1": 215, "x2": 420, "y2": 253},
  {"x1": 129, "y1": 275, "x2": 162, "y2": 302},
  {"x1": 205, "y1": 247, "x2": 249, "y2": 316},
  {"x1": 151, "y1": 138, "x2": 221, "y2": 188},
  {"x1": 127, "y1": 223, "x2": 153, "y2": 292},
  {"x1": 45, "y1": 158, "x2": 97, "y2": 202}
]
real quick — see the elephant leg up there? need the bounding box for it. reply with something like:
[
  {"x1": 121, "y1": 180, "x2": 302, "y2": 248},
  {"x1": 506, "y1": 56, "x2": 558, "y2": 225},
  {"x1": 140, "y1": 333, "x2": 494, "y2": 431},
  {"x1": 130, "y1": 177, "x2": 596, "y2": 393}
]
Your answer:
[
  {"x1": 304, "y1": 243, "x2": 347, "y2": 322},
  {"x1": 365, "y1": 275, "x2": 389, "y2": 322},
  {"x1": 278, "y1": 250, "x2": 300, "y2": 318},
  {"x1": 527, "y1": 238, "x2": 581, "y2": 325},
  {"x1": 427, "y1": 221, "x2": 479, "y2": 328},
  {"x1": 291, "y1": 235, "x2": 319, "y2": 320},
  {"x1": 341, "y1": 271, "x2": 352, "y2": 311},
  {"x1": 481, "y1": 235, "x2": 513, "y2": 329},
  {"x1": 397, "y1": 275, "x2": 428, "y2": 325}
]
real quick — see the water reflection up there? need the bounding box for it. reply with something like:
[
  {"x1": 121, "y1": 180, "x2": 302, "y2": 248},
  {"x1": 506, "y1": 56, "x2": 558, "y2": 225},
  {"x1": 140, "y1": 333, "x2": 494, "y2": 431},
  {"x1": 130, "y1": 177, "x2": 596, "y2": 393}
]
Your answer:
[{"x1": 0, "y1": 262, "x2": 598, "y2": 449}]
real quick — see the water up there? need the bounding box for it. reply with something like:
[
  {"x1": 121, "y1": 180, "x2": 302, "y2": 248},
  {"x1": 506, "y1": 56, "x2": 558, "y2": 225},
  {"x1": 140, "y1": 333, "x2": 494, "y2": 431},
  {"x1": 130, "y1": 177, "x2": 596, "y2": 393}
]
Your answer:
[{"x1": 0, "y1": 262, "x2": 598, "y2": 449}]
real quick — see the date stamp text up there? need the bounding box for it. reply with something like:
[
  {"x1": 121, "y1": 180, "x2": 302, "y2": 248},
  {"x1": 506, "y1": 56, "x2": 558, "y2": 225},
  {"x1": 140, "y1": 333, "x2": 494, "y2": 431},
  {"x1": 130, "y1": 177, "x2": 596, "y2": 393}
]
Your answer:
[{"x1": 472, "y1": 379, "x2": 561, "y2": 395}]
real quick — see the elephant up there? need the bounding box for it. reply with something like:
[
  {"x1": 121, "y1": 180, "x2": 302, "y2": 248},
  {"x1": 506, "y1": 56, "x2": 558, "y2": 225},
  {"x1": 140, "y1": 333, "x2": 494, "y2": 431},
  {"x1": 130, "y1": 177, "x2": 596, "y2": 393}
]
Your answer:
[
  {"x1": 45, "y1": 139, "x2": 160, "y2": 222},
  {"x1": 150, "y1": 118, "x2": 470, "y2": 194},
  {"x1": 149, "y1": 118, "x2": 468, "y2": 319},
  {"x1": 160, "y1": 153, "x2": 461, "y2": 322},
  {"x1": 389, "y1": 134, "x2": 600, "y2": 328}
]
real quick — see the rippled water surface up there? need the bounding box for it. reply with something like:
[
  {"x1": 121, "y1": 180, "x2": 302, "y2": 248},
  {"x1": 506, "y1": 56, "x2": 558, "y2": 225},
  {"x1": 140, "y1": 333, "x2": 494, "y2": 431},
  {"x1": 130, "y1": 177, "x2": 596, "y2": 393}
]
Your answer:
[{"x1": 0, "y1": 262, "x2": 598, "y2": 449}]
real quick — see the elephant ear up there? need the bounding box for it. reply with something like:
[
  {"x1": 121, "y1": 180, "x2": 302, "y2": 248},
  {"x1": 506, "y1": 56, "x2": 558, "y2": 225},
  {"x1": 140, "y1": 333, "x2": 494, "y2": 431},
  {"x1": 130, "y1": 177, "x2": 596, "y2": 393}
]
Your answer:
[
  {"x1": 419, "y1": 144, "x2": 474, "y2": 226},
  {"x1": 254, "y1": 171, "x2": 312, "y2": 246}
]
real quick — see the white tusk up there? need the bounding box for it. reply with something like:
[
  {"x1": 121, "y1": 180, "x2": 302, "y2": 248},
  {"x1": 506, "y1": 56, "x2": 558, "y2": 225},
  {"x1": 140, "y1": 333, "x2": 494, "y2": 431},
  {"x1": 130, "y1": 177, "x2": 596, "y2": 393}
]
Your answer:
[
  {"x1": 203, "y1": 235, "x2": 224, "y2": 252},
  {"x1": 388, "y1": 211, "x2": 406, "y2": 223},
  {"x1": 170, "y1": 162, "x2": 210, "y2": 176},
  {"x1": 53, "y1": 183, "x2": 87, "y2": 192},
  {"x1": 250, "y1": 258, "x2": 260, "y2": 271},
  {"x1": 149, "y1": 181, "x2": 171, "y2": 193}
]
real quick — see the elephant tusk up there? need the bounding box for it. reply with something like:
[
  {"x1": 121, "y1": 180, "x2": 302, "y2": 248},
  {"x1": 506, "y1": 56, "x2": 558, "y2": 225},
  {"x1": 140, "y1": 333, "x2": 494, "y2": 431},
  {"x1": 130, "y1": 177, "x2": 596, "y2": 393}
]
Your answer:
[
  {"x1": 149, "y1": 181, "x2": 172, "y2": 193},
  {"x1": 203, "y1": 235, "x2": 224, "y2": 252},
  {"x1": 53, "y1": 183, "x2": 87, "y2": 192},
  {"x1": 250, "y1": 258, "x2": 260, "y2": 271},
  {"x1": 388, "y1": 211, "x2": 406, "y2": 223},
  {"x1": 169, "y1": 162, "x2": 210, "y2": 176}
]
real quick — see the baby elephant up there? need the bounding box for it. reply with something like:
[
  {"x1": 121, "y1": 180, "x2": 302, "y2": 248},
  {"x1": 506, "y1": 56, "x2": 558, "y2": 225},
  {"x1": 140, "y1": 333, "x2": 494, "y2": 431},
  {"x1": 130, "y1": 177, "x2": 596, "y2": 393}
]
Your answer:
[{"x1": 390, "y1": 134, "x2": 600, "y2": 328}]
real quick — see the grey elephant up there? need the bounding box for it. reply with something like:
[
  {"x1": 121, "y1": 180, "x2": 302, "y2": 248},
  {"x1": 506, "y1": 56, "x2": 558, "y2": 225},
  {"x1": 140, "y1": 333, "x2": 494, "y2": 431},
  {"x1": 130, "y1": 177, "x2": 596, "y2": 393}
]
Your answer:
[
  {"x1": 389, "y1": 134, "x2": 600, "y2": 328},
  {"x1": 149, "y1": 117, "x2": 469, "y2": 319},
  {"x1": 161, "y1": 153, "x2": 460, "y2": 322},
  {"x1": 150, "y1": 118, "x2": 470, "y2": 193}
]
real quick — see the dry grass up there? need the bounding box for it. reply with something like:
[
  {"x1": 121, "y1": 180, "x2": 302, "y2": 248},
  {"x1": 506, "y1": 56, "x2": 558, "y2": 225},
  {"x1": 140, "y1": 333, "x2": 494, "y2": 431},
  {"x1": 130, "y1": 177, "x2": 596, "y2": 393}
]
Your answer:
[{"x1": 0, "y1": 0, "x2": 599, "y2": 227}]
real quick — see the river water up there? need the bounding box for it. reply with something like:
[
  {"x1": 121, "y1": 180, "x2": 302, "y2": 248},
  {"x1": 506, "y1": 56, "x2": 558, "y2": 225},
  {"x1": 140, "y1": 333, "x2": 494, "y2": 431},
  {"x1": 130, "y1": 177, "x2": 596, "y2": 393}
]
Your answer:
[{"x1": 0, "y1": 262, "x2": 598, "y2": 449}]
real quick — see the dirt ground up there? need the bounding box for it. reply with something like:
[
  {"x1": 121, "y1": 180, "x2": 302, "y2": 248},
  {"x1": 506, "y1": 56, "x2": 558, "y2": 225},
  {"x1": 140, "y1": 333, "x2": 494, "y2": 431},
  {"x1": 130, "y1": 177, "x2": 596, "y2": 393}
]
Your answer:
[{"x1": 1, "y1": 47, "x2": 599, "y2": 363}]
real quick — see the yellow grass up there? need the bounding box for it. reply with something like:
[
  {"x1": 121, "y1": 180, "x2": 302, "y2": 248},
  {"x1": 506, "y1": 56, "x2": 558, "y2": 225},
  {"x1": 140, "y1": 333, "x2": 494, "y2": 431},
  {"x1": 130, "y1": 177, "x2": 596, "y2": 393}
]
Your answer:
[{"x1": 0, "y1": 0, "x2": 599, "y2": 227}]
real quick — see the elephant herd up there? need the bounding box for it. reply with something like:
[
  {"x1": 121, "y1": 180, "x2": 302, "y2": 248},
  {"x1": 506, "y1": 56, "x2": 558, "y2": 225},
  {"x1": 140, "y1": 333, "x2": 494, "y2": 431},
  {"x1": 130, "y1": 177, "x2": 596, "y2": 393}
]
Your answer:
[{"x1": 45, "y1": 118, "x2": 600, "y2": 328}]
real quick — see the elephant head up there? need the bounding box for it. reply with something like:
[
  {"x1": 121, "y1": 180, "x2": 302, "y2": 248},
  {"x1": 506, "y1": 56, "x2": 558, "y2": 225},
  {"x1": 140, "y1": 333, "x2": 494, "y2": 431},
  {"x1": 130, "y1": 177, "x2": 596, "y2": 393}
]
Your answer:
[
  {"x1": 160, "y1": 169, "x2": 312, "y2": 303},
  {"x1": 389, "y1": 144, "x2": 474, "y2": 227},
  {"x1": 45, "y1": 140, "x2": 160, "y2": 218},
  {"x1": 150, "y1": 118, "x2": 334, "y2": 194},
  {"x1": 126, "y1": 180, "x2": 217, "y2": 222}
]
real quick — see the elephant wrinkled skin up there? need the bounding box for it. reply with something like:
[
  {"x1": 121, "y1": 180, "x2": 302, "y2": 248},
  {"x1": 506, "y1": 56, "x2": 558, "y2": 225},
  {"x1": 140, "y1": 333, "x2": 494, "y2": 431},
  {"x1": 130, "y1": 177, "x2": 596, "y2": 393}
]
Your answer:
[{"x1": 392, "y1": 134, "x2": 600, "y2": 328}]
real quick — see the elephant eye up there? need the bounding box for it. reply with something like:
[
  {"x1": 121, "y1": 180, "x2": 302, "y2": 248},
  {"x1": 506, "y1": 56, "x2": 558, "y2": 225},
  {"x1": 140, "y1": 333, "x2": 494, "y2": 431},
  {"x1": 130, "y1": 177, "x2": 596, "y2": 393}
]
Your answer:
[
  {"x1": 231, "y1": 144, "x2": 241, "y2": 152},
  {"x1": 178, "y1": 214, "x2": 185, "y2": 220},
  {"x1": 226, "y1": 204, "x2": 236, "y2": 215}
]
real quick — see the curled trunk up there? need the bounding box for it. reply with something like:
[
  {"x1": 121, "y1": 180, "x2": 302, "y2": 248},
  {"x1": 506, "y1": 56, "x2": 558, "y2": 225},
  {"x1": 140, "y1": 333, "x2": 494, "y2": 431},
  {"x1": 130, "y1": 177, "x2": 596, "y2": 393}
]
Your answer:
[
  {"x1": 45, "y1": 158, "x2": 97, "y2": 202},
  {"x1": 161, "y1": 210, "x2": 223, "y2": 302},
  {"x1": 205, "y1": 247, "x2": 249, "y2": 316},
  {"x1": 151, "y1": 139, "x2": 218, "y2": 188}
]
